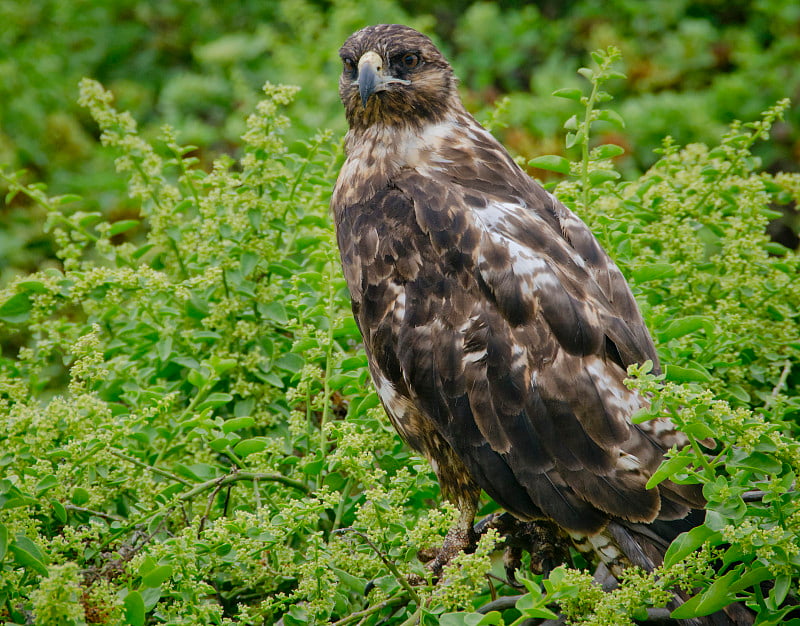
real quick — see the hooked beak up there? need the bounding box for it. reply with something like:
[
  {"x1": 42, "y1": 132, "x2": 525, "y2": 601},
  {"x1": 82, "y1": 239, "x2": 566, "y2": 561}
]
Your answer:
[{"x1": 356, "y1": 50, "x2": 410, "y2": 108}]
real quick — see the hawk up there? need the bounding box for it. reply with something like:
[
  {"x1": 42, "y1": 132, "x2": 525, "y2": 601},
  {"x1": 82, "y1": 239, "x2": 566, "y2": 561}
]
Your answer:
[{"x1": 331, "y1": 24, "x2": 704, "y2": 575}]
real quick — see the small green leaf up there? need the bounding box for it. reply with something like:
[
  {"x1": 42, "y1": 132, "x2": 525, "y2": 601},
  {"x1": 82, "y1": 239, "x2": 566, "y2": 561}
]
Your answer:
[
  {"x1": 109, "y1": 219, "x2": 140, "y2": 236},
  {"x1": 124, "y1": 590, "x2": 146, "y2": 626},
  {"x1": 597, "y1": 109, "x2": 625, "y2": 129},
  {"x1": 671, "y1": 570, "x2": 738, "y2": 618},
  {"x1": 0, "y1": 292, "x2": 32, "y2": 323},
  {"x1": 222, "y1": 416, "x2": 255, "y2": 434},
  {"x1": 142, "y1": 564, "x2": 173, "y2": 588},
  {"x1": 664, "y1": 364, "x2": 713, "y2": 383},
  {"x1": 209, "y1": 437, "x2": 232, "y2": 452},
  {"x1": 16, "y1": 280, "x2": 48, "y2": 293},
  {"x1": 663, "y1": 525, "x2": 720, "y2": 568},
  {"x1": 738, "y1": 451, "x2": 782, "y2": 475},
  {"x1": 646, "y1": 455, "x2": 692, "y2": 490},
  {"x1": 71, "y1": 487, "x2": 90, "y2": 505},
  {"x1": 259, "y1": 301, "x2": 288, "y2": 324},
  {"x1": 10, "y1": 536, "x2": 49, "y2": 576},
  {"x1": 233, "y1": 438, "x2": 268, "y2": 456},
  {"x1": 657, "y1": 316, "x2": 712, "y2": 341},
  {"x1": 528, "y1": 155, "x2": 570, "y2": 175},
  {"x1": 772, "y1": 574, "x2": 791, "y2": 605},
  {"x1": 727, "y1": 566, "x2": 772, "y2": 593},
  {"x1": 197, "y1": 392, "x2": 233, "y2": 411},
  {"x1": 566, "y1": 130, "x2": 585, "y2": 148},
  {"x1": 682, "y1": 422, "x2": 715, "y2": 439},
  {"x1": 209, "y1": 356, "x2": 237, "y2": 374},
  {"x1": 592, "y1": 144, "x2": 625, "y2": 159},
  {"x1": 632, "y1": 263, "x2": 676, "y2": 283},
  {"x1": 35, "y1": 474, "x2": 58, "y2": 495},
  {"x1": 330, "y1": 566, "x2": 368, "y2": 594},
  {"x1": 552, "y1": 87, "x2": 583, "y2": 101},
  {"x1": 587, "y1": 169, "x2": 620, "y2": 185},
  {"x1": 51, "y1": 500, "x2": 67, "y2": 524}
]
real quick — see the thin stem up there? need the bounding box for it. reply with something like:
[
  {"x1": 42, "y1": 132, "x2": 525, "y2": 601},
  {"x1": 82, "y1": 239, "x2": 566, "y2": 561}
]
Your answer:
[
  {"x1": 330, "y1": 593, "x2": 407, "y2": 626},
  {"x1": 580, "y1": 80, "x2": 600, "y2": 211},
  {"x1": 334, "y1": 527, "x2": 421, "y2": 605},
  {"x1": 332, "y1": 478, "x2": 354, "y2": 532},
  {"x1": 107, "y1": 448, "x2": 193, "y2": 486},
  {"x1": 64, "y1": 504, "x2": 126, "y2": 522},
  {"x1": 766, "y1": 359, "x2": 792, "y2": 408},
  {"x1": 320, "y1": 261, "x2": 337, "y2": 460}
]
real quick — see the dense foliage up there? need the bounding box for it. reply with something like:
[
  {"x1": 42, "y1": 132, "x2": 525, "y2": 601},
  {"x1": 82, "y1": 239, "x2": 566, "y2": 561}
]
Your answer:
[
  {"x1": 1, "y1": 2, "x2": 799, "y2": 625},
  {"x1": 2, "y1": 0, "x2": 800, "y2": 282}
]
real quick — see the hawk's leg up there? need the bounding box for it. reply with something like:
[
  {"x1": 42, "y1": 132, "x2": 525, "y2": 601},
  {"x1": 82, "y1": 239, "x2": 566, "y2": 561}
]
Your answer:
[
  {"x1": 415, "y1": 487, "x2": 480, "y2": 579},
  {"x1": 427, "y1": 494, "x2": 479, "y2": 575},
  {"x1": 474, "y1": 513, "x2": 572, "y2": 584}
]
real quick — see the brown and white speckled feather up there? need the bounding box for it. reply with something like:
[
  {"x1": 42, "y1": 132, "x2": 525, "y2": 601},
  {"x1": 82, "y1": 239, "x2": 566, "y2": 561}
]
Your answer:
[{"x1": 332, "y1": 24, "x2": 704, "y2": 537}]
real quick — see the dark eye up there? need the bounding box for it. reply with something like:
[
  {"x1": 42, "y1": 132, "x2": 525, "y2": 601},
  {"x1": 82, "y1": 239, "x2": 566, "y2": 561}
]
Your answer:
[
  {"x1": 402, "y1": 53, "x2": 420, "y2": 69},
  {"x1": 342, "y1": 57, "x2": 356, "y2": 74}
]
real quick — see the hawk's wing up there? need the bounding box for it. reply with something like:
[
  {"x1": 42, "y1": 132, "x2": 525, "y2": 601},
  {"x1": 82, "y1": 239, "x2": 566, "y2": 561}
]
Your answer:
[{"x1": 334, "y1": 135, "x2": 701, "y2": 534}]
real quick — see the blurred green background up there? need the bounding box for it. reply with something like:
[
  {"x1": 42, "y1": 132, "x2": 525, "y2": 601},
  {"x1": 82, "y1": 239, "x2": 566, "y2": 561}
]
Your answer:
[{"x1": 2, "y1": 0, "x2": 799, "y2": 283}]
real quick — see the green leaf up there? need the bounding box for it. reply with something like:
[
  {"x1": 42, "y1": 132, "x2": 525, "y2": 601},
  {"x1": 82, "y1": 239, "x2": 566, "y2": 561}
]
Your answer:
[
  {"x1": 597, "y1": 109, "x2": 625, "y2": 129},
  {"x1": 563, "y1": 114, "x2": 578, "y2": 130},
  {"x1": 566, "y1": 130, "x2": 585, "y2": 149},
  {"x1": 233, "y1": 438, "x2": 268, "y2": 456},
  {"x1": 738, "y1": 451, "x2": 782, "y2": 475},
  {"x1": 51, "y1": 499, "x2": 67, "y2": 524},
  {"x1": 222, "y1": 416, "x2": 255, "y2": 433},
  {"x1": 16, "y1": 280, "x2": 48, "y2": 293},
  {"x1": 0, "y1": 292, "x2": 32, "y2": 323},
  {"x1": 528, "y1": 155, "x2": 571, "y2": 175},
  {"x1": 0, "y1": 524, "x2": 7, "y2": 560},
  {"x1": 552, "y1": 87, "x2": 583, "y2": 101},
  {"x1": 259, "y1": 301, "x2": 288, "y2": 324},
  {"x1": 663, "y1": 525, "x2": 720, "y2": 568},
  {"x1": 682, "y1": 422, "x2": 715, "y2": 439},
  {"x1": 592, "y1": 144, "x2": 625, "y2": 159},
  {"x1": 209, "y1": 437, "x2": 232, "y2": 452},
  {"x1": 772, "y1": 574, "x2": 791, "y2": 605},
  {"x1": 330, "y1": 566, "x2": 367, "y2": 594},
  {"x1": 71, "y1": 487, "x2": 90, "y2": 505},
  {"x1": 35, "y1": 474, "x2": 58, "y2": 495},
  {"x1": 646, "y1": 455, "x2": 692, "y2": 490},
  {"x1": 664, "y1": 364, "x2": 713, "y2": 383},
  {"x1": 671, "y1": 570, "x2": 738, "y2": 618},
  {"x1": 632, "y1": 263, "x2": 676, "y2": 283},
  {"x1": 124, "y1": 590, "x2": 146, "y2": 626},
  {"x1": 587, "y1": 169, "x2": 620, "y2": 185},
  {"x1": 109, "y1": 219, "x2": 140, "y2": 236},
  {"x1": 658, "y1": 316, "x2": 712, "y2": 341},
  {"x1": 10, "y1": 536, "x2": 49, "y2": 576},
  {"x1": 142, "y1": 564, "x2": 172, "y2": 588},
  {"x1": 727, "y1": 566, "x2": 772, "y2": 593},
  {"x1": 197, "y1": 392, "x2": 233, "y2": 411},
  {"x1": 440, "y1": 612, "x2": 504, "y2": 626}
]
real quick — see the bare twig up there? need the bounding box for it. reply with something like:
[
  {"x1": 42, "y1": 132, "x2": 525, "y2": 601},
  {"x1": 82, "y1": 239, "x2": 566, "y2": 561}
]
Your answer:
[
  {"x1": 64, "y1": 504, "x2": 125, "y2": 522},
  {"x1": 766, "y1": 359, "x2": 792, "y2": 406},
  {"x1": 333, "y1": 527, "x2": 421, "y2": 605},
  {"x1": 330, "y1": 593, "x2": 407, "y2": 626},
  {"x1": 107, "y1": 448, "x2": 193, "y2": 486},
  {"x1": 477, "y1": 596, "x2": 676, "y2": 624}
]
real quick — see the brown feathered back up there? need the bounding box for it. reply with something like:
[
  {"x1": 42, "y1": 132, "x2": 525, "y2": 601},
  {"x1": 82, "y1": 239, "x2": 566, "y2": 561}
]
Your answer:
[{"x1": 332, "y1": 24, "x2": 704, "y2": 534}]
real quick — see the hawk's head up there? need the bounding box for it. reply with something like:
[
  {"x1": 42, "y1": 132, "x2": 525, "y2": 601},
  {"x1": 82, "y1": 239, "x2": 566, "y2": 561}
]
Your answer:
[{"x1": 338, "y1": 24, "x2": 458, "y2": 130}]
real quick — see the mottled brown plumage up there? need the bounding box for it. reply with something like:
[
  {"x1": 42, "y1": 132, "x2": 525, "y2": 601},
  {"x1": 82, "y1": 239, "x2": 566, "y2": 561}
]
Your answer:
[{"x1": 332, "y1": 24, "x2": 704, "y2": 563}]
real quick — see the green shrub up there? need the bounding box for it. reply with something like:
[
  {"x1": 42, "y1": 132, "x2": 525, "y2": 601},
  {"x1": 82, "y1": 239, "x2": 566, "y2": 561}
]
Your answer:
[{"x1": 0, "y1": 46, "x2": 798, "y2": 626}]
